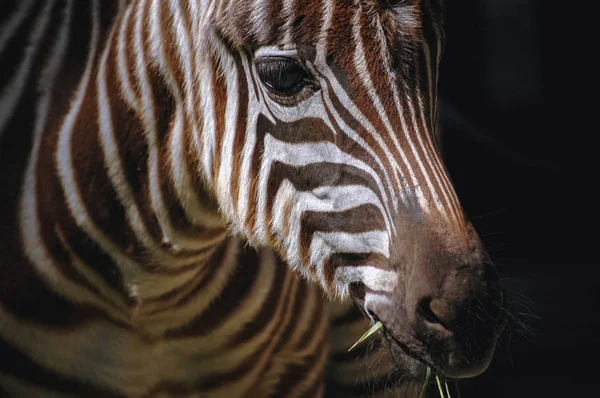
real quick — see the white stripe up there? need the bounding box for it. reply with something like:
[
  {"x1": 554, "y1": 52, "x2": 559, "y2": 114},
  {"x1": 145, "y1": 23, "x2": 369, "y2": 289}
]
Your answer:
[
  {"x1": 116, "y1": 4, "x2": 139, "y2": 108},
  {"x1": 167, "y1": 0, "x2": 225, "y2": 228},
  {"x1": 318, "y1": 61, "x2": 398, "y2": 222},
  {"x1": 177, "y1": 246, "x2": 277, "y2": 355},
  {"x1": 198, "y1": 53, "x2": 217, "y2": 186},
  {"x1": 132, "y1": 0, "x2": 210, "y2": 249},
  {"x1": 131, "y1": 237, "x2": 240, "y2": 334},
  {"x1": 272, "y1": 183, "x2": 391, "y2": 237},
  {"x1": 413, "y1": 90, "x2": 465, "y2": 223},
  {"x1": 287, "y1": 310, "x2": 329, "y2": 398},
  {"x1": 351, "y1": 10, "x2": 407, "y2": 195},
  {"x1": 23, "y1": 0, "x2": 130, "y2": 315},
  {"x1": 335, "y1": 265, "x2": 398, "y2": 294},
  {"x1": 55, "y1": 0, "x2": 150, "y2": 300},
  {"x1": 54, "y1": 225, "x2": 132, "y2": 310},
  {"x1": 311, "y1": 230, "x2": 390, "y2": 262},
  {"x1": 96, "y1": 3, "x2": 221, "y2": 267},
  {"x1": 312, "y1": 229, "x2": 389, "y2": 258},
  {"x1": 353, "y1": 7, "x2": 442, "y2": 215},
  {"x1": 0, "y1": 0, "x2": 35, "y2": 55},
  {"x1": 271, "y1": 183, "x2": 392, "y2": 272},
  {"x1": 250, "y1": 0, "x2": 271, "y2": 42},
  {"x1": 203, "y1": 269, "x2": 297, "y2": 396},
  {"x1": 280, "y1": 0, "x2": 297, "y2": 44},
  {"x1": 97, "y1": 28, "x2": 218, "y2": 270},
  {"x1": 316, "y1": 0, "x2": 335, "y2": 57},
  {"x1": 0, "y1": 0, "x2": 52, "y2": 140},
  {"x1": 264, "y1": 136, "x2": 390, "y2": 216},
  {"x1": 235, "y1": 53, "x2": 262, "y2": 237},
  {"x1": 168, "y1": 0, "x2": 216, "y2": 197},
  {"x1": 216, "y1": 47, "x2": 241, "y2": 221}
]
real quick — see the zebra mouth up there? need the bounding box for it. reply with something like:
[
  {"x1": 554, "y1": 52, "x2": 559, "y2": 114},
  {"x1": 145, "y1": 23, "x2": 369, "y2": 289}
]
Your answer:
[
  {"x1": 382, "y1": 324, "x2": 446, "y2": 375},
  {"x1": 350, "y1": 286, "x2": 445, "y2": 375},
  {"x1": 381, "y1": 310, "x2": 502, "y2": 381},
  {"x1": 352, "y1": 280, "x2": 506, "y2": 379},
  {"x1": 369, "y1": 308, "x2": 500, "y2": 380},
  {"x1": 368, "y1": 314, "x2": 445, "y2": 376}
]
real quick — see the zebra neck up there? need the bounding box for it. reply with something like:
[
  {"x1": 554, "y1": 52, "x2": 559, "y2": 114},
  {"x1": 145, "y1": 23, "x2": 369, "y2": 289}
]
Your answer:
[{"x1": 17, "y1": 1, "x2": 232, "y2": 316}]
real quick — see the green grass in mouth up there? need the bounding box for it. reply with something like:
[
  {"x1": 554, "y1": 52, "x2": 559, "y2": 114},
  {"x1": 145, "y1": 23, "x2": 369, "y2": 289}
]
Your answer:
[
  {"x1": 347, "y1": 321, "x2": 383, "y2": 352},
  {"x1": 419, "y1": 368, "x2": 456, "y2": 398}
]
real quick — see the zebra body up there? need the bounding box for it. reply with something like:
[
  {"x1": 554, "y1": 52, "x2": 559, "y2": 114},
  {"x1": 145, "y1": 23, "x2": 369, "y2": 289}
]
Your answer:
[{"x1": 0, "y1": 0, "x2": 503, "y2": 397}]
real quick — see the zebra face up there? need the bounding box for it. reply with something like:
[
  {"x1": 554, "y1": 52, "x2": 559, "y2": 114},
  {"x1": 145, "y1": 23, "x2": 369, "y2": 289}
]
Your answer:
[{"x1": 211, "y1": 0, "x2": 504, "y2": 380}]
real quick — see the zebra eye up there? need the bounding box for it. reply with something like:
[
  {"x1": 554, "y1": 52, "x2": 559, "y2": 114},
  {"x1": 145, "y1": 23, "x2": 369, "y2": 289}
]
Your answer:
[{"x1": 255, "y1": 57, "x2": 309, "y2": 96}]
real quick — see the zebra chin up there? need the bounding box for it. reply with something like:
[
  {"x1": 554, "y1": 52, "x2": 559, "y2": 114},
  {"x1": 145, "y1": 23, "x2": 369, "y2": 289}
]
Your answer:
[
  {"x1": 350, "y1": 284, "x2": 504, "y2": 380},
  {"x1": 347, "y1": 250, "x2": 505, "y2": 380}
]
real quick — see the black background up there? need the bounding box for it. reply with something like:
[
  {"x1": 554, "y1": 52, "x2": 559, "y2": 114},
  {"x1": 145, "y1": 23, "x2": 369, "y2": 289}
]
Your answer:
[{"x1": 439, "y1": 1, "x2": 598, "y2": 397}]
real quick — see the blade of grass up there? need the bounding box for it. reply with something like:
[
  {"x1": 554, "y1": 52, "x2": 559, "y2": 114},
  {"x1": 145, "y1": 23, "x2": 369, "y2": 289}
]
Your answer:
[
  {"x1": 347, "y1": 321, "x2": 383, "y2": 352},
  {"x1": 418, "y1": 366, "x2": 432, "y2": 398},
  {"x1": 445, "y1": 381, "x2": 452, "y2": 398},
  {"x1": 435, "y1": 375, "x2": 447, "y2": 398}
]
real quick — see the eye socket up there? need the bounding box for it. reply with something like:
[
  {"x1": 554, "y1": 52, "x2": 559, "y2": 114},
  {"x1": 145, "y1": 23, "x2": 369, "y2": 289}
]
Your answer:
[{"x1": 255, "y1": 57, "x2": 310, "y2": 96}]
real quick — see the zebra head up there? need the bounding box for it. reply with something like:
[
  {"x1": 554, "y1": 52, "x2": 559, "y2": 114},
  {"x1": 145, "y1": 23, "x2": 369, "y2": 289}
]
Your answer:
[{"x1": 203, "y1": 0, "x2": 504, "y2": 379}]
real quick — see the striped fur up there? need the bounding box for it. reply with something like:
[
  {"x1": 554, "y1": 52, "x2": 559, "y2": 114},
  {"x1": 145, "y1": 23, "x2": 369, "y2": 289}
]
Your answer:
[{"x1": 0, "y1": 1, "x2": 497, "y2": 397}]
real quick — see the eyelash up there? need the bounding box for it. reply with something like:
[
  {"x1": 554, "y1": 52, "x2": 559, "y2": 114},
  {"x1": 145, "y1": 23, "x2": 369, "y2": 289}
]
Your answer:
[{"x1": 255, "y1": 57, "x2": 309, "y2": 97}]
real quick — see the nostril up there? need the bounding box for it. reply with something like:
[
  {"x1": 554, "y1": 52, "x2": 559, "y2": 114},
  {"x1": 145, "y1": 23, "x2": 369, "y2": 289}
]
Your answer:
[{"x1": 417, "y1": 297, "x2": 446, "y2": 327}]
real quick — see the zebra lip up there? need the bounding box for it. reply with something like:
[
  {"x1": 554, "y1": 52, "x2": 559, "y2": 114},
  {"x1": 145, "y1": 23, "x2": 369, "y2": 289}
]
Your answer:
[
  {"x1": 354, "y1": 288, "x2": 444, "y2": 373},
  {"x1": 374, "y1": 319, "x2": 455, "y2": 378}
]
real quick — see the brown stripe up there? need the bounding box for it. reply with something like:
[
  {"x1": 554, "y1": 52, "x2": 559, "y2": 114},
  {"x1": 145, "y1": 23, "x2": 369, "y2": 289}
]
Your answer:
[
  {"x1": 300, "y1": 205, "x2": 386, "y2": 235},
  {"x1": 198, "y1": 338, "x2": 269, "y2": 391},
  {"x1": 287, "y1": 0, "x2": 325, "y2": 45},
  {"x1": 162, "y1": 0, "x2": 188, "y2": 88},
  {"x1": 266, "y1": 161, "x2": 382, "y2": 227},
  {"x1": 229, "y1": 253, "x2": 290, "y2": 345},
  {"x1": 154, "y1": 0, "x2": 202, "y2": 236},
  {"x1": 0, "y1": 253, "x2": 114, "y2": 330},
  {"x1": 160, "y1": 239, "x2": 229, "y2": 328},
  {"x1": 298, "y1": 204, "x2": 386, "y2": 267},
  {"x1": 270, "y1": 277, "x2": 309, "y2": 353},
  {"x1": 289, "y1": 287, "x2": 328, "y2": 355},
  {"x1": 138, "y1": 261, "x2": 207, "y2": 315},
  {"x1": 0, "y1": 338, "x2": 124, "y2": 398},
  {"x1": 142, "y1": 381, "x2": 195, "y2": 398},
  {"x1": 166, "y1": 246, "x2": 259, "y2": 338},
  {"x1": 320, "y1": 74, "x2": 399, "y2": 200},
  {"x1": 257, "y1": 113, "x2": 336, "y2": 143},
  {"x1": 0, "y1": 1, "x2": 62, "y2": 301},
  {"x1": 200, "y1": 263, "x2": 297, "y2": 392},
  {"x1": 271, "y1": 323, "x2": 329, "y2": 396},
  {"x1": 33, "y1": 0, "x2": 133, "y2": 305},
  {"x1": 322, "y1": 251, "x2": 390, "y2": 292},
  {"x1": 66, "y1": 45, "x2": 130, "y2": 294}
]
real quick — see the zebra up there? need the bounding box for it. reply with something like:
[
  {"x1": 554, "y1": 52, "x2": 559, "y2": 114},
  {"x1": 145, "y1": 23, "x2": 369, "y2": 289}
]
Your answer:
[{"x1": 0, "y1": 0, "x2": 505, "y2": 397}]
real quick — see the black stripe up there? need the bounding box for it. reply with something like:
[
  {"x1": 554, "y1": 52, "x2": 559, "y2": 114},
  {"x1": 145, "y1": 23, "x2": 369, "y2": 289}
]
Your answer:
[{"x1": 0, "y1": 338, "x2": 125, "y2": 398}]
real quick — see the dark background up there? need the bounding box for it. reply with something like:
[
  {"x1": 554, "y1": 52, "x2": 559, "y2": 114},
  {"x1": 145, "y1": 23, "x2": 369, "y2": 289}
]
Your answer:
[{"x1": 438, "y1": 1, "x2": 598, "y2": 397}]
